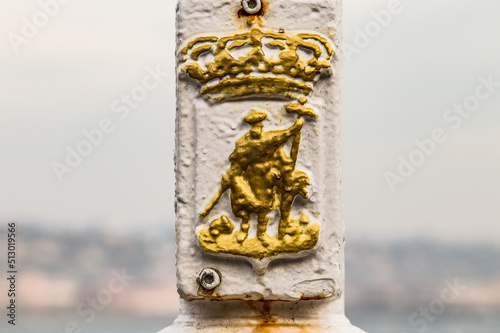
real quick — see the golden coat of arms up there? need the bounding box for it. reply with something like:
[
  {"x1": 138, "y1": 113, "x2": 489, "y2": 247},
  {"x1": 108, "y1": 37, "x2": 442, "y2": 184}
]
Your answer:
[{"x1": 180, "y1": 25, "x2": 334, "y2": 262}]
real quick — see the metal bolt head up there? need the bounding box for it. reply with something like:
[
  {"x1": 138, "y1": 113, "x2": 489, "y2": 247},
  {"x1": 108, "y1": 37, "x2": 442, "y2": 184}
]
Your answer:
[
  {"x1": 198, "y1": 268, "x2": 221, "y2": 290},
  {"x1": 242, "y1": 0, "x2": 262, "y2": 15}
]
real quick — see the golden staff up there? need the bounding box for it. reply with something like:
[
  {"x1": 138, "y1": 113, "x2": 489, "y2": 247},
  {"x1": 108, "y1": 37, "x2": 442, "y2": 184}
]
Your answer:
[{"x1": 285, "y1": 102, "x2": 318, "y2": 167}]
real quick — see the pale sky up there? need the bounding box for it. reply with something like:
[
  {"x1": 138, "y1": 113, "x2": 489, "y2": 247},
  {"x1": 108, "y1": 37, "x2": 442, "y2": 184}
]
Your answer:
[{"x1": 1, "y1": 0, "x2": 499, "y2": 243}]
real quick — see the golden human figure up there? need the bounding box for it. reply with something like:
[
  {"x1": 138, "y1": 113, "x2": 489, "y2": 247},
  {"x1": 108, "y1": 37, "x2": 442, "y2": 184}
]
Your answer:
[{"x1": 200, "y1": 109, "x2": 314, "y2": 249}]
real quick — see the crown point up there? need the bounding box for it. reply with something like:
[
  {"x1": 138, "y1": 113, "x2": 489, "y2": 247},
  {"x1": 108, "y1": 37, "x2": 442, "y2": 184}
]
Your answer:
[{"x1": 247, "y1": 16, "x2": 258, "y2": 26}]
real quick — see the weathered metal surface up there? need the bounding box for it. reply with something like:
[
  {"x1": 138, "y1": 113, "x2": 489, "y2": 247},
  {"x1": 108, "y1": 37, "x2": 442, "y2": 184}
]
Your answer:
[{"x1": 158, "y1": 0, "x2": 367, "y2": 331}]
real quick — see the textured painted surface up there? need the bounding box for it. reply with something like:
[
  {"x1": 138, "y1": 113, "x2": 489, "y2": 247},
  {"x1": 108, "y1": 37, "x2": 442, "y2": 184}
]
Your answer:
[
  {"x1": 159, "y1": 0, "x2": 366, "y2": 331},
  {"x1": 176, "y1": 0, "x2": 343, "y2": 300}
]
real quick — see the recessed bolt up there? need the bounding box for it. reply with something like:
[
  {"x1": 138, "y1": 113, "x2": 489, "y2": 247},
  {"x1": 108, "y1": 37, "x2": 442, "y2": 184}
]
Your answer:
[
  {"x1": 242, "y1": 0, "x2": 262, "y2": 15},
  {"x1": 198, "y1": 268, "x2": 221, "y2": 290}
]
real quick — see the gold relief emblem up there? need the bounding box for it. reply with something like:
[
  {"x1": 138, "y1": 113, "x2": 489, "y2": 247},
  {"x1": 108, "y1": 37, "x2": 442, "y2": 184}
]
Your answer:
[
  {"x1": 180, "y1": 27, "x2": 335, "y2": 260},
  {"x1": 180, "y1": 27, "x2": 334, "y2": 101},
  {"x1": 198, "y1": 110, "x2": 319, "y2": 259}
]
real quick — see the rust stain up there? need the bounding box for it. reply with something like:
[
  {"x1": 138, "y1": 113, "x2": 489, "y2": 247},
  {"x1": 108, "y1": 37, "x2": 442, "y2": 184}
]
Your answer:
[
  {"x1": 251, "y1": 301, "x2": 311, "y2": 333},
  {"x1": 182, "y1": 298, "x2": 317, "y2": 332},
  {"x1": 299, "y1": 295, "x2": 329, "y2": 301},
  {"x1": 196, "y1": 285, "x2": 224, "y2": 300},
  {"x1": 257, "y1": 301, "x2": 275, "y2": 323},
  {"x1": 253, "y1": 323, "x2": 311, "y2": 333}
]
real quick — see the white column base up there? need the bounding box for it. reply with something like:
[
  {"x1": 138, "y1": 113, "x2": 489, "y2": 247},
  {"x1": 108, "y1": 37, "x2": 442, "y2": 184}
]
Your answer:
[{"x1": 157, "y1": 299, "x2": 367, "y2": 333}]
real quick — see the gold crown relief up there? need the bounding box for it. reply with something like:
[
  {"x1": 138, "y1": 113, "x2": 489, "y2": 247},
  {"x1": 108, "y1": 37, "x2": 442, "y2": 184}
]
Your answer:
[{"x1": 180, "y1": 27, "x2": 335, "y2": 102}]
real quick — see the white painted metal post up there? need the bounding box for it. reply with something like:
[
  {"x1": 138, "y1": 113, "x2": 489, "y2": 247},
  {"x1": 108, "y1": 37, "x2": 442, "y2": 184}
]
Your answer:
[{"x1": 158, "y1": 0, "x2": 366, "y2": 331}]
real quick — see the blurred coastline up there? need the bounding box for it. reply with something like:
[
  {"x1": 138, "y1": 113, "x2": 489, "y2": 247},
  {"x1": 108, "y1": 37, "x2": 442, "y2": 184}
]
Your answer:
[{"x1": 1, "y1": 223, "x2": 499, "y2": 332}]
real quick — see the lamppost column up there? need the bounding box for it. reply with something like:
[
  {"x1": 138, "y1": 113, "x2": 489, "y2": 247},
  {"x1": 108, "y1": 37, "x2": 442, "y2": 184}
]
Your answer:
[{"x1": 158, "y1": 1, "x2": 366, "y2": 331}]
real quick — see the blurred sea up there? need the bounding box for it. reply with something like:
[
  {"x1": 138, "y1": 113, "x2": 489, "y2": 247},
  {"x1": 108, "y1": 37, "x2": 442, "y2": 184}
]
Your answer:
[
  {"x1": 350, "y1": 311, "x2": 500, "y2": 333},
  {"x1": 5, "y1": 311, "x2": 500, "y2": 333},
  {"x1": 3, "y1": 226, "x2": 499, "y2": 333}
]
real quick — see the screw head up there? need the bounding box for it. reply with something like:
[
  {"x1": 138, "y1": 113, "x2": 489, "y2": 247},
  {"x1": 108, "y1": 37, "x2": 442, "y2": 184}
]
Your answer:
[
  {"x1": 242, "y1": 0, "x2": 262, "y2": 15},
  {"x1": 198, "y1": 268, "x2": 221, "y2": 290}
]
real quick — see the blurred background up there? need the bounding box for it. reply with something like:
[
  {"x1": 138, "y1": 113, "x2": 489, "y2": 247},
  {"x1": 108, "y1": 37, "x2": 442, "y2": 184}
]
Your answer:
[{"x1": 1, "y1": 0, "x2": 499, "y2": 332}]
